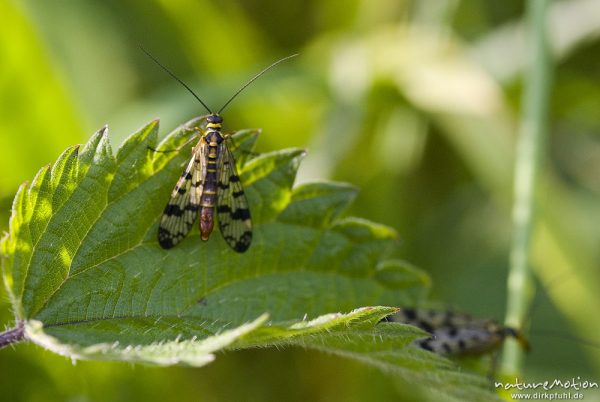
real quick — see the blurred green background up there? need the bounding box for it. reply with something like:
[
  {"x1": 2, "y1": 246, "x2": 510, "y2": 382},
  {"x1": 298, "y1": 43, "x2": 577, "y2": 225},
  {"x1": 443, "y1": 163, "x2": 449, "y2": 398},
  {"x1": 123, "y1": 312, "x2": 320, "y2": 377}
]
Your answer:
[{"x1": 1, "y1": 0, "x2": 600, "y2": 401}]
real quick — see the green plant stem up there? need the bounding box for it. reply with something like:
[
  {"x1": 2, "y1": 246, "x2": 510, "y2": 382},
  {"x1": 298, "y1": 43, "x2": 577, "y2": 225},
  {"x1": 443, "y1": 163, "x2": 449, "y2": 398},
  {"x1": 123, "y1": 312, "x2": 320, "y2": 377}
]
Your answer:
[{"x1": 502, "y1": 0, "x2": 552, "y2": 374}]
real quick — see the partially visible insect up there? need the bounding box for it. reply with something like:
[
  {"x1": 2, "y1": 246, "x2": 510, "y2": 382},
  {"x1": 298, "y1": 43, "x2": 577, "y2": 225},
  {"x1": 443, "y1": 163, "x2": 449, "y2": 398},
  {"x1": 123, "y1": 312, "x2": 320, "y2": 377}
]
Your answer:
[
  {"x1": 141, "y1": 48, "x2": 296, "y2": 252},
  {"x1": 382, "y1": 308, "x2": 530, "y2": 357}
]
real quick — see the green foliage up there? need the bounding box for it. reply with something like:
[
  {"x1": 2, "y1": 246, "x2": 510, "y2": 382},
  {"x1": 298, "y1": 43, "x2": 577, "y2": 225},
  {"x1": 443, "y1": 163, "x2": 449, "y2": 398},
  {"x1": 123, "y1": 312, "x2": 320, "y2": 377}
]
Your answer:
[
  {"x1": 1, "y1": 117, "x2": 498, "y2": 400},
  {"x1": 0, "y1": 1, "x2": 84, "y2": 201},
  {"x1": 3, "y1": 1, "x2": 600, "y2": 401}
]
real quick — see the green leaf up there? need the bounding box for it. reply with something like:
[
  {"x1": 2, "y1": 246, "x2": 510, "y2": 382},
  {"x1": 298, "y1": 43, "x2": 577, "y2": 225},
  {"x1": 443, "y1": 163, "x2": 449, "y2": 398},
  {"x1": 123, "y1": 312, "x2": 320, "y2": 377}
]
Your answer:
[{"x1": 1, "y1": 117, "x2": 498, "y2": 401}]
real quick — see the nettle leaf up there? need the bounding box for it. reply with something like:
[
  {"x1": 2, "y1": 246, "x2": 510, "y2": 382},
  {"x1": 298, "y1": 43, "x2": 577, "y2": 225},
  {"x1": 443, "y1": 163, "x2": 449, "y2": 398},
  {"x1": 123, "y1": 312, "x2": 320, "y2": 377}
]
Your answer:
[{"x1": 1, "y1": 118, "x2": 498, "y2": 401}]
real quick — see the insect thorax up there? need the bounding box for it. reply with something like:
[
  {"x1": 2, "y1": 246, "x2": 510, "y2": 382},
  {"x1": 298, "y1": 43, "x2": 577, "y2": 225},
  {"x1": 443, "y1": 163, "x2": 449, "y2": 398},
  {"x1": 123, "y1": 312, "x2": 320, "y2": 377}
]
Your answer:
[
  {"x1": 204, "y1": 115, "x2": 224, "y2": 145},
  {"x1": 205, "y1": 130, "x2": 224, "y2": 147}
]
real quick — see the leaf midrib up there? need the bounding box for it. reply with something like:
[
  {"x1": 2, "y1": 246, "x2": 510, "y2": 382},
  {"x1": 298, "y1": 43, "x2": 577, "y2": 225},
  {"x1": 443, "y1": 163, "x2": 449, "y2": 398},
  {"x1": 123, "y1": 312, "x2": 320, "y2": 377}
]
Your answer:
[
  {"x1": 33, "y1": 245, "x2": 391, "y2": 328},
  {"x1": 30, "y1": 191, "x2": 387, "y2": 325}
]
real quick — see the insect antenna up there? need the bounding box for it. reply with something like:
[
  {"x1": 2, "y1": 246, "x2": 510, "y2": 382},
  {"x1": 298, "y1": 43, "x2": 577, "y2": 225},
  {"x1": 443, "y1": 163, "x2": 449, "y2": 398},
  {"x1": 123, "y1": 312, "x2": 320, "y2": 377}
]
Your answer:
[
  {"x1": 509, "y1": 273, "x2": 600, "y2": 354},
  {"x1": 217, "y1": 54, "x2": 298, "y2": 114},
  {"x1": 529, "y1": 329, "x2": 600, "y2": 350},
  {"x1": 140, "y1": 46, "x2": 212, "y2": 114}
]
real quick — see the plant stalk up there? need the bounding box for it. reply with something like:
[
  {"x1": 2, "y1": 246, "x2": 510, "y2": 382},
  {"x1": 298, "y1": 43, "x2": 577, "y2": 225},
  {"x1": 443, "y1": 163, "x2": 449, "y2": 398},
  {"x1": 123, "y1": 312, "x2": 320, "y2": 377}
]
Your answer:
[
  {"x1": 502, "y1": 0, "x2": 552, "y2": 375},
  {"x1": 0, "y1": 322, "x2": 25, "y2": 349}
]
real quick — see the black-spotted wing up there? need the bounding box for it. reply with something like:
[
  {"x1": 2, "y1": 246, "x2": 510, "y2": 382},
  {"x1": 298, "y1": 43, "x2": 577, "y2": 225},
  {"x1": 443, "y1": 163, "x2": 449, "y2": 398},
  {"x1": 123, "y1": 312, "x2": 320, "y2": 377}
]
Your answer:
[
  {"x1": 216, "y1": 143, "x2": 252, "y2": 252},
  {"x1": 158, "y1": 140, "x2": 207, "y2": 248}
]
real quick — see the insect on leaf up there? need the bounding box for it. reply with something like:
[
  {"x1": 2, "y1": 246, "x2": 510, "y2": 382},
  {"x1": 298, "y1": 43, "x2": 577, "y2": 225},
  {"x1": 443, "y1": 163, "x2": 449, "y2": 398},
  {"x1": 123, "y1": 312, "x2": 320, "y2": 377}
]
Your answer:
[
  {"x1": 157, "y1": 115, "x2": 252, "y2": 252},
  {"x1": 1, "y1": 117, "x2": 500, "y2": 402}
]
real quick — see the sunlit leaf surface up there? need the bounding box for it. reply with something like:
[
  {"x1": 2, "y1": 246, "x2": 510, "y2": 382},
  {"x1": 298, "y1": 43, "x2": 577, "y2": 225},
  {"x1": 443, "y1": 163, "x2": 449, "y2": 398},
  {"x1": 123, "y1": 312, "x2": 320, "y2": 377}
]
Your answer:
[{"x1": 0, "y1": 117, "x2": 500, "y2": 401}]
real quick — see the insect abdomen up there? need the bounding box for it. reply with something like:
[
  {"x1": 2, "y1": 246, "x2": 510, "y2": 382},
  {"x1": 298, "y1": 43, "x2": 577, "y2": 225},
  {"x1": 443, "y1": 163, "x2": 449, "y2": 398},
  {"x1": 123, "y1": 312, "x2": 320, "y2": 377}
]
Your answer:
[
  {"x1": 383, "y1": 308, "x2": 529, "y2": 356},
  {"x1": 199, "y1": 130, "x2": 221, "y2": 241}
]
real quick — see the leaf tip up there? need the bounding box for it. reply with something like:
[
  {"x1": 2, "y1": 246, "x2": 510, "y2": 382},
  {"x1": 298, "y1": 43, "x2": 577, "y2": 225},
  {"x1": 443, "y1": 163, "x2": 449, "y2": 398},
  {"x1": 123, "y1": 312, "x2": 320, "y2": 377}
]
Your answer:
[
  {"x1": 18, "y1": 180, "x2": 30, "y2": 191},
  {"x1": 99, "y1": 125, "x2": 108, "y2": 136},
  {"x1": 141, "y1": 119, "x2": 160, "y2": 134}
]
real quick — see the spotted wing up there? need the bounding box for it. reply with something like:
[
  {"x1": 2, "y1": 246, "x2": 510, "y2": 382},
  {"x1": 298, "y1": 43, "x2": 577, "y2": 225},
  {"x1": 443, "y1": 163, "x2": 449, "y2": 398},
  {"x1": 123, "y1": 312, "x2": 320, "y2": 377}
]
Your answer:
[
  {"x1": 216, "y1": 143, "x2": 252, "y2": 252},
  {"x1": 158, "y1": 142, "x2": 206, "y2": 248}
]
